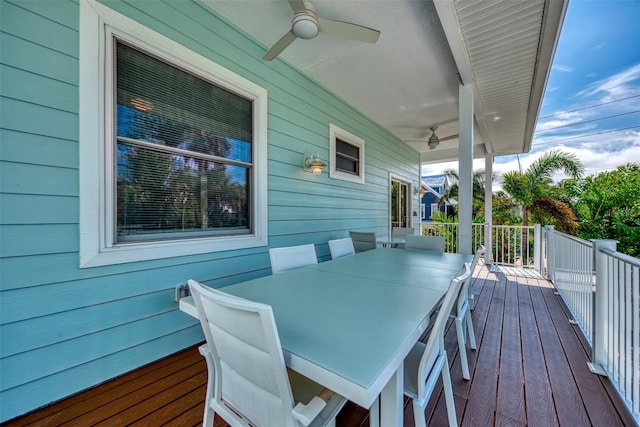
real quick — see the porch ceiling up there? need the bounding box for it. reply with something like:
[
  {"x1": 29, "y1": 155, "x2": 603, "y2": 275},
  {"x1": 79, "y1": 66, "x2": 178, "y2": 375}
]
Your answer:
[{"x1": 204, "y1": 0, "x2": 567, "y2": 165}]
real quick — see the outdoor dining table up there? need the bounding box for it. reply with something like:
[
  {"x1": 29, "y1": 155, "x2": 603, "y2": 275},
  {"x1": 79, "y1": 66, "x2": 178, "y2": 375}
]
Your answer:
[{"x1": 180, "y1": 248, "x2": 471, "y2": 426}]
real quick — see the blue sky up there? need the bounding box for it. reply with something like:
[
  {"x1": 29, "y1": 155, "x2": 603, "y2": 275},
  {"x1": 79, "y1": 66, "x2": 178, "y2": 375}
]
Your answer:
[{"x1": 423, "y1": 0, "x2": 640, "y2": 182}]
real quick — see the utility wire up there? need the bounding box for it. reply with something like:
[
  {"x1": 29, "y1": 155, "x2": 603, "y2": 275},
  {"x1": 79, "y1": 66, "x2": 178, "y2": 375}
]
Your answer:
[
  {"x1": 539, "y1": 94, "x2": 640, "y2": 119},
  {"x1": 532, "y1": 125, "x2": 640, "y2": 146},
  {"x1": 535, "y1": 110, "x2": 640, "y2": 133}
]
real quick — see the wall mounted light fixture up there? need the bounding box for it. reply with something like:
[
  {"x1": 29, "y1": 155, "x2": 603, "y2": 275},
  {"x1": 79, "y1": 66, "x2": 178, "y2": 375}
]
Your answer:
[{"x1": 304, "y1": 152, "x2": 326, "y2": 176}]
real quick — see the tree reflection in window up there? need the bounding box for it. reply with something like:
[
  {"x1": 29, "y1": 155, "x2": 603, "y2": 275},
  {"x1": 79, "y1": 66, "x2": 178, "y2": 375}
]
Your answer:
[{"x1": 114, "y1": 41, "x2": 253, "y2": 243}]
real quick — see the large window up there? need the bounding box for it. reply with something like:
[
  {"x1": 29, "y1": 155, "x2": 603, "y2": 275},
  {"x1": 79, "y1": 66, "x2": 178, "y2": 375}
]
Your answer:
[
  {"x1": 329, "y1": 124, "x2": 365, "y2": 184},
  {"x1": 79, "y1": 1, "x2": 268, "y2": 267}
]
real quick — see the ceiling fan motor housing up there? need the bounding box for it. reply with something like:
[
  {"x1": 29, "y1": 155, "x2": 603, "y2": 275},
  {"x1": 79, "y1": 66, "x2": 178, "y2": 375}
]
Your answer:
[{"x1": 292, "y1": 12, "x2": 319, "y2": 39}]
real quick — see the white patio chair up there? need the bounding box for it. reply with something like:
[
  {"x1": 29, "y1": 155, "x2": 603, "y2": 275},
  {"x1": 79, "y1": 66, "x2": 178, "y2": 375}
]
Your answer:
[
  {"x1": 348, "y1": 231, "x2": 377, "y2": 253},
  {"x1": 452, "y1": 245, "x2": 485, "y2": 380},
  {"x1": 328, "y1": 238, "x2": 355, "y2": 260},
  {"x1": 269, "y1": 244, "x2": 318, "y2": 274},
  {"x1": 403, "y1": 262, "x2": 471, "y2": 427},
  {"x1": 390, "y1": 227, "x2": 414, "y2": 248},
  {"x1": 188, "y1": 280, "x2": 346, "y2": 427},
  {"x1": 404, "y1": 235, "x2": 445, "y2": 252}
]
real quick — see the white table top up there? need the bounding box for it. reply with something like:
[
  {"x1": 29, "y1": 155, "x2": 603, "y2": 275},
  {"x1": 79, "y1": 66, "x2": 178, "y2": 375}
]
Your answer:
[{"x1": 179, "y1": 248, "x2": 470, "y2": 411}]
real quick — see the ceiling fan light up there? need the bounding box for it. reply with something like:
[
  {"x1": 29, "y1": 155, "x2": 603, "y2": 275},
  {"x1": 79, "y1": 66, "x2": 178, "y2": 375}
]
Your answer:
[{"x1": 293, "y1": 16, "x2": 319, "y2": 39}]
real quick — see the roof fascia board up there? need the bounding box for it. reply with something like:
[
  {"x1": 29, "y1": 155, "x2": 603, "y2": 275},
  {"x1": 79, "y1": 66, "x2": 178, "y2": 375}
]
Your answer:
[{"x1": 523, "y1": 0, "x2": 569, "y2": 152}]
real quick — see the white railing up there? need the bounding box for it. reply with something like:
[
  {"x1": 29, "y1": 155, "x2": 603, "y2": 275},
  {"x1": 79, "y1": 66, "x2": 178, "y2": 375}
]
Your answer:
[
  {"x1": 491, "y1": 225, "x2": 536, "y2": 268},
  {"x1": 546, "y1": 231, "x2": 640, "y2": 423},
  {"x1": 592, "y1": 243, "x2": 640, "y2": 422},
  {"x1": 421, "y1": 222, "x2": 536, "y2": 268},
  {"x1": 546, "y1": 228, "x2": 595, "y2": 344}
]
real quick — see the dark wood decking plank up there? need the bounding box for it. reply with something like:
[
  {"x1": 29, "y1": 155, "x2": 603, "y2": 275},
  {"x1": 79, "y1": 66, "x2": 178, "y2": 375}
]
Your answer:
[
  {"x1": 58, "y1": 360, "x2": 205, "y2": 426},
  {"x1": 556, "y1": 289, "x2": 638, "y2": 427},
  {"x1": 518, "y1": 276, "x2": 559, "y2": 427},
  {"x1": 3, "y1": 347, "x2": 198, "y2": 427},
  {"x1": 423, "y1": 268, "x2": 494, "y2": 423},
  {"x1": 128, "y1": 376, "x2": 206, "y2": 427},
  {"x1": 496, "y1": 275, "x2": 525, "y2": 424},
  {"x1": 494, "y1": 411, "x2": 527, "y2": 427},
  {"x1": 462, "y1": 270, "x2": 507, "y2": 426},
  {"x1": 538, "y1": 279, "x2": 627, "y2": 426},
  {"x1": 529, "y1": 279, "x2": 591, "y2": 426},
  {"x1": 451, "y1": 265, "x2": 494, "y2": 398},
  {"x1": 92, "y1": 368, "x2": 205, "y2": 426}
]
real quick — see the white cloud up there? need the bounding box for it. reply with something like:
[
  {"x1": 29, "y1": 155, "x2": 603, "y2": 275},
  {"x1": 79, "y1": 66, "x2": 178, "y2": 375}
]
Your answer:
[
  {"x1": 552, "y1": 64, "x2": 574, "y2": 72},
  {"x1": 421, "y1": 131, "x2": 640, "y2": 192},
  {"x1": 578, "y1": 63, "x2": 640, "y2": 100}
]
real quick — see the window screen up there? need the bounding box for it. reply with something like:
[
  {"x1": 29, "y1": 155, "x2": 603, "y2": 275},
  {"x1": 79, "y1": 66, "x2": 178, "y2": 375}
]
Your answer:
[
  {"x1": 115, "y1": 40, "x2": 253, "y2": 242},
  {"x1": 335, "y1": 138, "x2": 360, "y2": 175}
]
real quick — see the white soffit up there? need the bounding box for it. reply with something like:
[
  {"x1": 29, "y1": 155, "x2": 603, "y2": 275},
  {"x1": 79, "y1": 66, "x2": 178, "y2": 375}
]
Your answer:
[{"x1": 435, "y1": 0, "x2": 567, "y2": 156}]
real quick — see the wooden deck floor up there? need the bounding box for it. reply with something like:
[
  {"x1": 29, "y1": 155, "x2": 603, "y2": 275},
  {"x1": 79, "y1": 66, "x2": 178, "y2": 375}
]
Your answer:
[{"x1": 3, "y1": 265, "x2": 634, "y2": 427}]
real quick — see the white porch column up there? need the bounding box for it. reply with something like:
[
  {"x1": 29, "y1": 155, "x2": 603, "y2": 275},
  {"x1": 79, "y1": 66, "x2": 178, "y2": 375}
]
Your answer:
[
  {"x1": 458, "y1": 83, "x2": 473, "y2": 255},
  {"x1": 484, "y1": 153, "x2": 493, "y2": 264}
]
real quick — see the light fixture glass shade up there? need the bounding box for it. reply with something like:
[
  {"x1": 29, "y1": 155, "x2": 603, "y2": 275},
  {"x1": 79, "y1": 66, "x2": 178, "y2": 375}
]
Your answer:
[{"x1": 304, "y1": 153, "x2": 326, "y2": 176}]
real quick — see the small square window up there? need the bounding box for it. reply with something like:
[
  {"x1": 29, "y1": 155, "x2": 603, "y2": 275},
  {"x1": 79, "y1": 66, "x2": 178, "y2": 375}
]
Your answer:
[{"x1": 329, "y1": 124, "x2": 365, "y2": 184}]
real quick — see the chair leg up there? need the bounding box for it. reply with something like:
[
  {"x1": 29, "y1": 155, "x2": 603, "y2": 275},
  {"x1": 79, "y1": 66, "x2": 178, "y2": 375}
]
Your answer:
[
  {"x1": 441, "y1": 354, "x2": 458, "y2": 427},
  {"x1": 455, "y1": 316, "x2": 470, "y2": 380},
  {"x1": 203, "y1": 405, "x2": 214, "y2": 427},
  {"x1": 466, "y1": 311, "x2": 477, "y2": 350},
  {"x1": 412, "y1": 399, "x2": 427, "y2": 427}
]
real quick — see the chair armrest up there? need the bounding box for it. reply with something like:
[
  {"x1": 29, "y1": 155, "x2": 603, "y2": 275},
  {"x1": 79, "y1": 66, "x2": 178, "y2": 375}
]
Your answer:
[
  {"x1": 292, "y1": 397, "x2": 326, "y2": 426},
  {"x1": 292, "y1": 388, "x2": 334, "y2": 426},
  {"x1": 198, "y1": 343, "x2": 210, "y2": 357}
]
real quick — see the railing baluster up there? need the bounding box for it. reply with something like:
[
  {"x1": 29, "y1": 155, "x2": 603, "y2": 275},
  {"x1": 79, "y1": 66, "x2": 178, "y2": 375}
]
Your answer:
[
  {"x1": 625, "y1": 262, "x2": 632, "y2": 402},
  {"x1": 633, "y1": 263, "x2": 639, "y2": 416}
]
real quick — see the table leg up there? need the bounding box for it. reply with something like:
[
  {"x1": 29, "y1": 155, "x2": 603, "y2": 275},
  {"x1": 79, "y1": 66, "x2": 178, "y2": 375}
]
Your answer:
[
  {"x1": 380, "y1": 364, "x2": 403, "y2": 426},
  {"x1": 369, "y1": 396, "x2": 380, "y2": 427}
]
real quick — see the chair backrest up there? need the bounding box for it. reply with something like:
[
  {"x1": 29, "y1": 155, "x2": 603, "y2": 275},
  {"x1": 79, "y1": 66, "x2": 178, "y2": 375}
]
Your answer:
[
  {"x1": 188, "y1": 279, "x2": 298, "y2": 427},
  {"x1": 392, "y1": 227, "x2": 415, "y2": 239},
  {"x1": 456, "y1": 245, "x2": 485, "y2": 315},
  {"x1": 328, "y1": 238, "x2": 356, "y2": 260},
  {"x1": 269, "y1": 244, "x2": 318, "y2": 274},
  {"x1": 404, "y1": 235, "x2": 445, "y2": 252},
  {"x1": 417, "y1": 263, "x2": 471, "y2": 398},
  {"x1": 348, "y1": 231, "x2": 377, "y2": 253}
]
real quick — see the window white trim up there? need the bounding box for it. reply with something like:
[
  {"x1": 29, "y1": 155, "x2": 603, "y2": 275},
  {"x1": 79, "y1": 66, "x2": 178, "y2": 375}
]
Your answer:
[
  {"x1": 329, "y1": 123, "x2": 365, "y2": 184},
  {"x1": 79, "y1": 0, "x2": 268, "y2": 268}
]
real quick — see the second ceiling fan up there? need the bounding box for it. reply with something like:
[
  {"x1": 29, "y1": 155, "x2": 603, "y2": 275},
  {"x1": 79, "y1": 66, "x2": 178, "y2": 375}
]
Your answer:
[
  {"x1": 263, "y1": 0, "x2": 381, "y2": 61},
  {"x1": 406, "y1": 127, "x2": 459, "y2": 150}
]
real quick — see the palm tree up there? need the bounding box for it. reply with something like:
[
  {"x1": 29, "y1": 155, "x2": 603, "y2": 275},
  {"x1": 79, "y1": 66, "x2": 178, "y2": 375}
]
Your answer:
[
  {"x1": 438, "y1": 169, "x2": 488, "y2": 218},
  {"x1": 502, "y1": 149, "x2": 584, "y2": 233}
]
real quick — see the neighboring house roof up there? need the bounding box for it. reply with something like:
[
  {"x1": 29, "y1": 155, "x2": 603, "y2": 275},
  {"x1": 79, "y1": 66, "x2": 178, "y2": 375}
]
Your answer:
[
  {"x1": 422, "y1": 174, "x2": 447, "y2": 189},
  {"x1": 421, "y1": 174, "x2": 457, "y2": 205}
]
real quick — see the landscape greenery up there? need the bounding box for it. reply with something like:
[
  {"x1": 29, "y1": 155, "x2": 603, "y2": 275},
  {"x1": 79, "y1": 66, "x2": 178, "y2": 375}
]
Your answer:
[{"x1": 433, "y1": 151, "x2": 640, "y2": 257}]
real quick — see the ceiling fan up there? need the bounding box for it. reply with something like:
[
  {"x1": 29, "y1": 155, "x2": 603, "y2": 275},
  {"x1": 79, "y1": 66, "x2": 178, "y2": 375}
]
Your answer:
[
  {"x1": 406, "y1": 126, "x2": 459, "y2": 150},
  {"x1": 263, "y1": 0, "x2": 381, "y2": 61}
]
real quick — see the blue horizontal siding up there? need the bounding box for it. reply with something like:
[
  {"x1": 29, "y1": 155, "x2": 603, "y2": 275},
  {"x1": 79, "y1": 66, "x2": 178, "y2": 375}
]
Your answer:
[
  {"x1": 0, "y1": 194, "x2": 78, "y2": 225},
  {"x1": 1, "y1": 65, "x2": 78, "y2": 113},
  {"x1": 0, "y1": 0, "x2": 420, "y2": 422},
  {"x1": 1, "y1": 0, "x2": 79, "y2": 57},
  {"x1": 0, "y1": 129, "x2": 78, "y2": 168},
  {"x1": 0, "y1": 162, "x2": 78, "y2": 196}
]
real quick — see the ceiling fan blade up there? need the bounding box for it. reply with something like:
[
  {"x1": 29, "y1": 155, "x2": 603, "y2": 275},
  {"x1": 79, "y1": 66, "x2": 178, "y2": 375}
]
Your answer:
[
  {"x1": 439, "y1": 134, "x2": 459, "y2": 142},
  {"x1": 263, "y1": 30, "x2": 297, "y2": 61},
  {"x1": 318, "y1": 18, "x2": 380, "y2": 43},
  {"x1": 288, "y1": 0, "x2": 306, "y2": 13}
]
